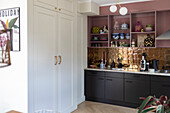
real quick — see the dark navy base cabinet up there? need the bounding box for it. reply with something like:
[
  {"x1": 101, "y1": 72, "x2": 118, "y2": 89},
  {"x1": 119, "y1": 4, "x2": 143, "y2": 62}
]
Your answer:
[
  {"x1": 105, "y1": 72, "x2": 124, "y2": 101},
  {"x1": 151, "y1": 76, "x2": 170, "y2": 98},
  {"x1": 124, "y1": 73, "x2": 150, "y2": 104},
  {"x1": 85, "y1": 71, "x2": 105, "y2": 99},
  {"x1": 85, "y1": 70, "x2": 170, "y2": 108}
]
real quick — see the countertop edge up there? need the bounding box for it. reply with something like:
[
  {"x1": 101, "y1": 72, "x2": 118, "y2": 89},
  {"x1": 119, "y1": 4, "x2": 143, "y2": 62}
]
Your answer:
[{"x1": 84, "y1": 68, "x2": 170, "y2": 77}]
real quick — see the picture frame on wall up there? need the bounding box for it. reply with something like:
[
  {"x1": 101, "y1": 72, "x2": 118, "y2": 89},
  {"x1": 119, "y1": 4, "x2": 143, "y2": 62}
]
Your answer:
[{"x1": 0, "y1": 7, "x2": 20, "y2": 51}]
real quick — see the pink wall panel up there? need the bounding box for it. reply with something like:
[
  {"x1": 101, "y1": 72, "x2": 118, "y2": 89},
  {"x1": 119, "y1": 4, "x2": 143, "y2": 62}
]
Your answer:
[
  {"x1": 100, "y1": 0, "x2": 170, "y2": 15},
  {"x1": 156, "y1": 40, "x2": 170, "y2": 47},
  {"x1": 157, "y1": 11, "x2": 170, "y2": 36}
]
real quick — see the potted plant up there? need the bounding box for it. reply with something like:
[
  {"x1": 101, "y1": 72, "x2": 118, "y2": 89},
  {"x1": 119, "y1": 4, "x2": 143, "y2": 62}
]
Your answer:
[{"x1": 138, "y1": 95, "x2": 170, "y2": 113}]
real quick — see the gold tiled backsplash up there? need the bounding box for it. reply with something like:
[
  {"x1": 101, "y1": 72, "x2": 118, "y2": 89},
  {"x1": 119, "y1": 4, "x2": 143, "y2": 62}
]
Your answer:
[{"x1": 88, "y1": 48, "x2": 170, "y2": 70}]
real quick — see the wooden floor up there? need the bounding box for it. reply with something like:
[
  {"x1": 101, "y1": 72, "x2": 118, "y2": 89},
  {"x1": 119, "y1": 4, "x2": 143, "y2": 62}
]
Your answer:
[{"x1": 72, "y1": 101, "x2": 138, "y2": 113}]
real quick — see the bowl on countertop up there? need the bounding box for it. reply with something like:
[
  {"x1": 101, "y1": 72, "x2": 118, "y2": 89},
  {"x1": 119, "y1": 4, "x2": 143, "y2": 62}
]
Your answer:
[
  {"x1": 90, "y1": 65, "x2": 97, "y2": 68},
  {"x1": 148, "y1": 69, "x2": 155, "y2": 73}
]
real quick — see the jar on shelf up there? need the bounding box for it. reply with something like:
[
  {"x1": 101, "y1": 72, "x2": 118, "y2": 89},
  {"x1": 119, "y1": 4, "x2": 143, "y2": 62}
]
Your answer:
[
  {"x1": 126, "y1": 33, "x2": 130, "y2": 39},
  {"x1": 131, "y1": 39, "x2": 136, "y2": 47},
  {"x1": 111, "y1": 41, "x2": 115, "y2": 47}
]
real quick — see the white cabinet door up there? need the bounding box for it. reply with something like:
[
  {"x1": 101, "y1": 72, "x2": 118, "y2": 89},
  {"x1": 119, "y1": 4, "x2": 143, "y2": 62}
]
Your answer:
[
  {"x1": 57, "y1": 13, "x2": 76, "y2": 113},
  {"x1": 33, "y1": 6, "x2": 58, "y2": 112},
  {"x1": 58, "y1": 0, "x2": 74, "y2": 14},
  {"x1": 34, "y1": 0, "x2": 58, "y2": 10}
]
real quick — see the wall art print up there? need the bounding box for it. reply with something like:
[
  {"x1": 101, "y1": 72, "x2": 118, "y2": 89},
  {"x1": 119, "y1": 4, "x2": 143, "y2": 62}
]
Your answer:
[{"x1": 0, "y1": 7, "x2": 20, "y2": 51}]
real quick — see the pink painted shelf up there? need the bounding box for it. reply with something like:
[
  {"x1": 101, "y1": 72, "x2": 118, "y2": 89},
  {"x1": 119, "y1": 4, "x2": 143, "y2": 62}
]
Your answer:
[
  {"x1": 90, "y1": 33, "x2": 108, "y2": 36},
  {"x1": 112, "y1": 29, "x2": 130, "y2": 31},
  {"x1": 90, "y1": 41, "x2": 108, "y2": 43},
  {"x1": 88, "y1": 10, "x2": 170, "y2": 48},
  {"x1": 131, "y1": 31, "x2": 155, "y2": 34},
  {"x1": 88, "y1": 47, "x2": 108, "y2": 48}
]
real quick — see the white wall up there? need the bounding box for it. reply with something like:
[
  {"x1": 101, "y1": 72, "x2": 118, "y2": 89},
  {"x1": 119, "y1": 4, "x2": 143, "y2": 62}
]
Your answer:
[
  {"x1": 77, "y1": 14, "x2": 87, "y2": 105},
  {"x1": 0, "y1": 0, "x2": 28, "y2": 112}
]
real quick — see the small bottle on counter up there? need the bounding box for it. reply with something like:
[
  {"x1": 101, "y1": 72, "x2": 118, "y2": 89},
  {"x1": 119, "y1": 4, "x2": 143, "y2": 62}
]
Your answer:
[
  {"x1": 140, "y1": 53, "x2": 146, "y2": 71},
  {"x1": 100, "y1": 61, "x2": 104, "y2": 69}
]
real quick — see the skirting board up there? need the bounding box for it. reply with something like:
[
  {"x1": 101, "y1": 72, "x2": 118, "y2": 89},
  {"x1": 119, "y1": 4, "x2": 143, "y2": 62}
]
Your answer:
[{"x1": 77, "y1": 96, "x2": 85, "y2": 105}]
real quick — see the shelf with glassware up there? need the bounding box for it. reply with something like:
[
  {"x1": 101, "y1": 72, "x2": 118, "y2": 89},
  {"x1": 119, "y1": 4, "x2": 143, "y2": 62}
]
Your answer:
[
  {"x1": 109, "y1": 15, "x2": 131, "y2": 47},
  {"x1": 130, "y1": 11, "x2": 156, "y2": 48},
  {"x1": 88, "y1": 15, "x2": 109, "y2": 47}
]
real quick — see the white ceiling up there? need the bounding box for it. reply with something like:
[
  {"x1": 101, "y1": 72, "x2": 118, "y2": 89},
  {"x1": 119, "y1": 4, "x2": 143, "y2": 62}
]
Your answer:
[{"x1": 78, "y1": 0, "x2": 152, "y2": 6}]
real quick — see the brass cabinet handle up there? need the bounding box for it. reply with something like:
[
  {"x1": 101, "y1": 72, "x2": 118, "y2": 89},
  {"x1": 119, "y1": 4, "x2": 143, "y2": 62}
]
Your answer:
[
  {"x1": 55, "y1": 7, "x2": 57, "y2": 10},
  {"x1": 59, "y1": 56, "x2": 62, "y2": 64},
  {"x1": 55, "y1": 56, "x2": 58, "y2": 65},
  {"x1": 59, "y1": 8, "x2": 61, "y2": 11}
]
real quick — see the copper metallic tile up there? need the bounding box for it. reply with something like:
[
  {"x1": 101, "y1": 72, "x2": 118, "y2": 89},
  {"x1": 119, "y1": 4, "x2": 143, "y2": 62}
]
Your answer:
[
  {"x1": 166, "y1": 48, "x2": 170, "y2": 54},
  {"x1": 166, "y1": 55, "x2": 170, "y2": 60}
]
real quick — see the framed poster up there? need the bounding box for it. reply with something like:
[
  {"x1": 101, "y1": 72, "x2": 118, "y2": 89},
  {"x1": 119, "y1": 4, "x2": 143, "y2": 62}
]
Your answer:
[{"x1": 0, "y1": 7, "x2": 20, "y2": 51}]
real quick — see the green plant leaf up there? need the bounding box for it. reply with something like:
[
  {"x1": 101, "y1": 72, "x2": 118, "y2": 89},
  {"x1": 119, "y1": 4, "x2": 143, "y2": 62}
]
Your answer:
[
  {"x1": 138, "y1": 96, "x2": 153, "y2": 113},
  {"x1": 142, "y1": 106, "x2": 156, "y2": 113},
  {"x1": 13, "y1": 25, "x2": 19, "y2": 28},
  {"x1": 147, "y1": 98, "x2": 157, "y2": 107},
  {"x1": 156, "y1": 105, "x2": 164, "y2": 113},
  {"x1": 9, "y1": 17, "x2": 18, "y2": 29},
  {"x1": 165, "y1": 107, "x2": 170, "y2": 112}
]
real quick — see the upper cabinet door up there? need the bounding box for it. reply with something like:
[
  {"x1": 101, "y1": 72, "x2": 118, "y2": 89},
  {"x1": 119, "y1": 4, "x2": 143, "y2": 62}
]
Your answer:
[
  {"x1": 58, "y1": 0, "x2": 74, "y2": 14},
  {"x1": 34, "y1": 0, "x2": 58, "y2": 11}
]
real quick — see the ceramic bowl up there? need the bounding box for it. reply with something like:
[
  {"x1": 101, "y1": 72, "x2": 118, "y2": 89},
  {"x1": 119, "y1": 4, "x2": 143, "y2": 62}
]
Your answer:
[
  {"x1": 113, "y1": 33, "x2": 119, "y2": 39},
  {"x1": 120, "y1": 33, "x2": 125, "y2": 39},
  {"x1": 90, "y1": 65, "x2": 97, "y2": 68}
]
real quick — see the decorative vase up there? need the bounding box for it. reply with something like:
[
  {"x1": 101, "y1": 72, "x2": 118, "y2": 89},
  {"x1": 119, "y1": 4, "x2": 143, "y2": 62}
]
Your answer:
[
  {"x1": 135, "y1": 21, "x2": 142, "y2": 32},
  {"x1": 121, "y1": 22, "x2": 128, "y2": 30},
  {"x1": 126, "y1": 33, "x2": 130, "y2": 39},
  {"x1": 114, "y1": 21, "x2": 120, "y2": 30},
  {"x1": 144, "y1": 34, "x2": 154, "y2": 47}
]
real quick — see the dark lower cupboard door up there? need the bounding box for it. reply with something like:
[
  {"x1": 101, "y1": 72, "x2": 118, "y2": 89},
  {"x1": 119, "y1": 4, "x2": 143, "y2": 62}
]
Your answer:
[
  {"x1": 125, "y1": 79, "x2": 150, "y2": 104},
  {"x1": 151, "y1": 81, "x2": 170, "y2": 98},
  {"x1": 85, "y1": 75, "x2": 105, "y2": 99},
  {"x1": 105, "y1": 77, "x2": 123, "y2": 101}
]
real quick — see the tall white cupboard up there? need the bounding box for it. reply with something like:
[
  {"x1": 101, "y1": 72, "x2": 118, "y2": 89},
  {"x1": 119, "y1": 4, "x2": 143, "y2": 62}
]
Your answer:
[{"x1": 28, "y1": 0, "x2": 83, "y2": 113}]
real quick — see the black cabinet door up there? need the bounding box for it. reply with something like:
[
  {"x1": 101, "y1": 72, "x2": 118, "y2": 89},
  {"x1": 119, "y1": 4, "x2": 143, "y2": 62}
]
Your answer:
[
  {"x1": 151, "y1": 76, "x2": 170, "y2": 98},
  {"x1": 105, "y1": 77, "x2": 123, "y2": 101},
  {"x1": 151, "y1": 81, "x2": 170, "y2": 98},
  {"x1": 85, "y1": 71, "x2": 105, "y2": 99},
  {"x1": 125, "y1": 79, "x2": 150, "y2": 104}
]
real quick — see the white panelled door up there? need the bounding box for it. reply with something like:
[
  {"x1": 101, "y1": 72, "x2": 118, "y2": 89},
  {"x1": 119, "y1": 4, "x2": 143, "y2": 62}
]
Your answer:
[
  {"x1": 33, "y1": 6, "x2": 58, "y2": 112},
  {"x1": 57, "y1": 13, "x2": 76, "y2": 113}
]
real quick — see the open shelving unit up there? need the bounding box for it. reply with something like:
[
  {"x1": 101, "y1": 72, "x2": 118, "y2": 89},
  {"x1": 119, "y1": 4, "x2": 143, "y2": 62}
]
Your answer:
[
  {"x1": 88, "y1": 15, "x2": 109, "y2": 47},
  {"x1": 88, "y1": 10, "x2": 170, "y2": 48}
]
